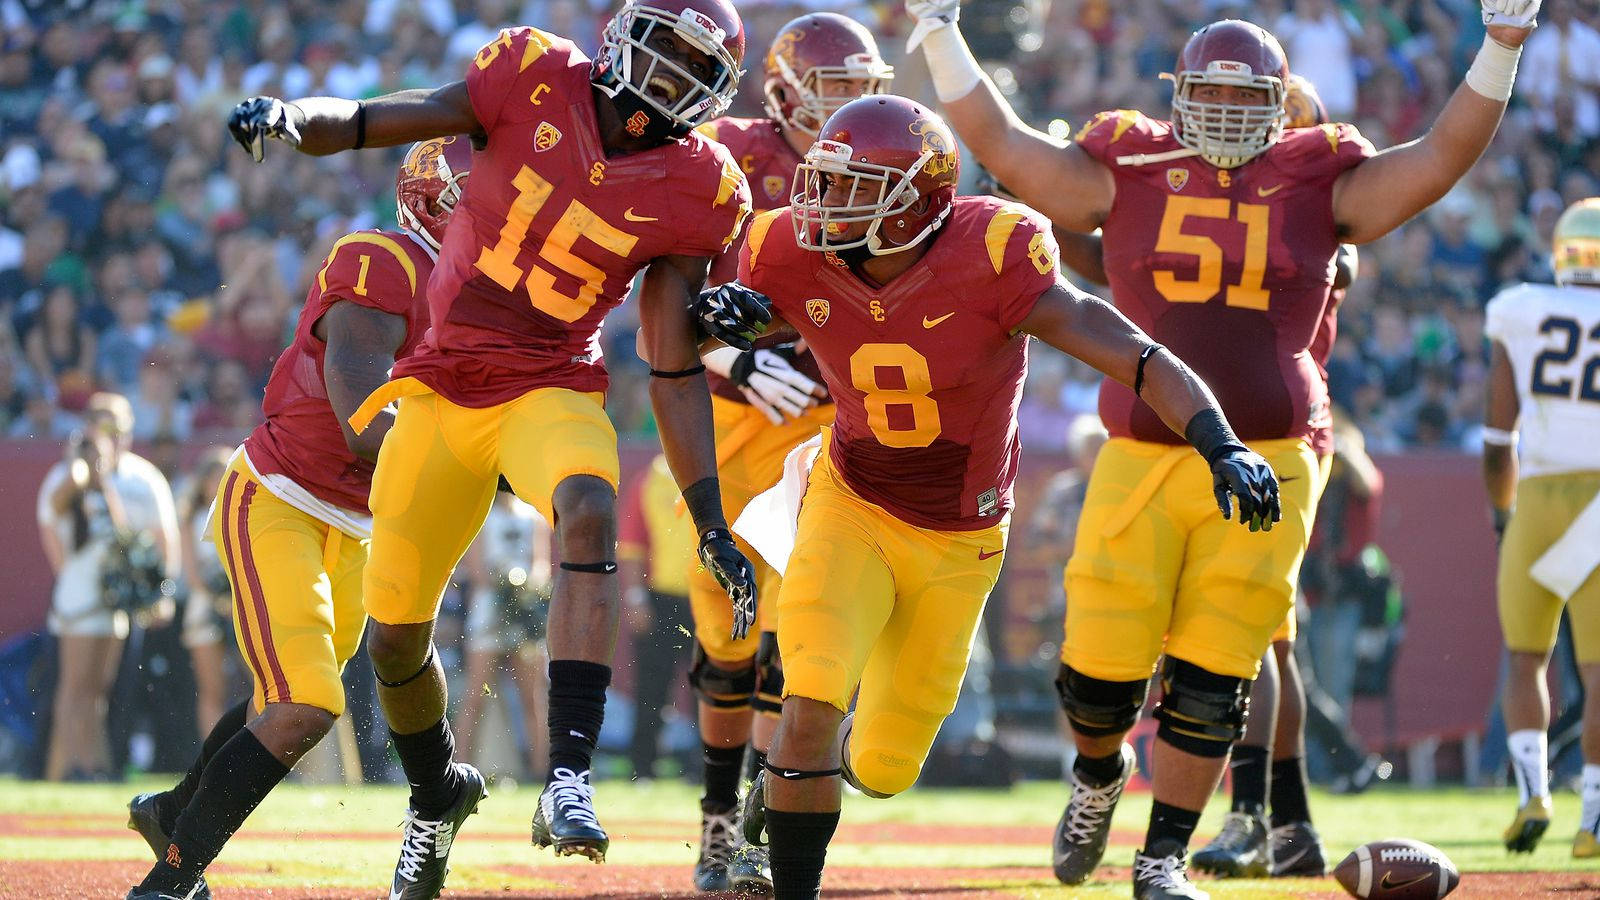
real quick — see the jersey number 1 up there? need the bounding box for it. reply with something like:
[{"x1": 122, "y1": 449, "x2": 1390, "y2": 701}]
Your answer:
[
  {"x1": 1152, "y1": 196, "x2": 1270, "y2": 310},
  {"x1": 476, "y1": 166, "x2": 640, "y2": 322}
]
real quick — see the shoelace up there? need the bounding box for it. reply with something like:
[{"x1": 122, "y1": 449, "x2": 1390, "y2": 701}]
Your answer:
[
  {"x1": 1061, "y1": 777, "x2": 1123, "y2": 844},
  {"x1": 395, "y1": 809, "x2": 446, "y2": 883},
  {"x1": 547, "y1": 767, "x2": 601, "y2": 828},
  {"x1": 1209, "y1": 812, "x2": 1258, "y2": 851},
  {"x1": 1134, "y1": 852, "x2": 1191, "y2": 888},
  {"x1": 700, "y1": 810, "x2": 738, "y2": 864}
]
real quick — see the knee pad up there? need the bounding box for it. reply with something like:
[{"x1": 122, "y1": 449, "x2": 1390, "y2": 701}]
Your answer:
[
  {"x1": 1152, "y1": 658, "x2": 1248, "y2": 758},
  {"x1": 1055, "y1": 663, "x2": 1148, "y2": 737},
  {"x1": 752, "y1": 632, "x2": 783, "y2": 716},
  {"x1": 689, "y1": 642, "x2": 756, "y2": 711}
]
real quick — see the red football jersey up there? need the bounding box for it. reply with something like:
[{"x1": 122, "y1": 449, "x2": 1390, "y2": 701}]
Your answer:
[
  {"x1": 1076, "y1": 111, "x2": 1373, "y2": 444},
  {"x1": 244, "y1": 230, "x2": 435, "y2": 513},
  {"x1": 740, "y1": 196, "x2": 1058, "y2": 531},
  {"x1": 393, "y1": 26, "x2": 753, "y2": 408},
  {"x1": 696, "y1": 115, "x2": 826, "y2": 405}
]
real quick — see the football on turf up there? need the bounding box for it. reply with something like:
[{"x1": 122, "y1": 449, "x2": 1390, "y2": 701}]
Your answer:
[{"x1": 1333, "y1": 839, "x2": 1460, "y2": 898}]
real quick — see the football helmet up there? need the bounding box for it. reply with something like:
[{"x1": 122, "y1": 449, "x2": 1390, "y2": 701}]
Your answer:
[
  {"x1": 1168, "y1": 20, "x2": 1289, "y2": 168},
  {"x1": 396, "y1": 136, "x2": 473, "y2": 253},
  {"x1": 763, "y1": 13, "x2": 893, "y2": 136},
  {"x1": 593, "y1": 0, "x2": 744, "y2": 141},
  {"x1": 1553, "y1": 197, "x2": 1600, "y2": 287},
  {"x1": 1283, "y1": 73, "x2": 1329, "y2": 129},
  {"x1": 793, "y1": 95, "x2": 958, "y2": 256}
]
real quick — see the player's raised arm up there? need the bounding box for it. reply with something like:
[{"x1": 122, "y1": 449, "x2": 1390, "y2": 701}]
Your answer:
[
  {"x1": 904, "y1": 2, "x2": 1112, "y2": 232},
  {"x1": 1019, "y1": 280, "x2": 1281, "y2": 531},
  {"x1": 1332, "y1": 0, "x2": 1540, "y2": 243},
  {"x1": 228, "y1": 83, "x2": 481, "y2": 161}
]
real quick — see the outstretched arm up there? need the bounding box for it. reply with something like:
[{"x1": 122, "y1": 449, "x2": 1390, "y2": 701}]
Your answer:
[{"x1": 228, "y1": 82, "x2": 481, "y2": 160}]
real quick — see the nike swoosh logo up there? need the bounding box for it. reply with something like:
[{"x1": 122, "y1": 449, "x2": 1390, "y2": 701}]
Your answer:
[
  {"x1": 1278, "y1": 476, "x2": 1300, "y2": 484},
  {"x1": 978, "y1": 548, "x2": 1002, "y2": 560},
  {"x1": 1257, "y1": 184, "x2": 1285, "y2": 197},
  {"x1": 782, "y1": 770, "x2": 802, "y2": 779},
  {"x1": 623, "y1": 207, "x2": 658, "y2": 222},
  {"x1": 1380, "y1": 871, "x2": 1432, "y2": 890},
  {"x1": 923, "y1": 312, "x2": 955, "y2": 329}
]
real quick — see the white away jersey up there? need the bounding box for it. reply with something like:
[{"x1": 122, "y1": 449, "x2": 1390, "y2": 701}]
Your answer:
[{"x1": 1485, "y1": 282, "x2": 1600, "y2": 478}]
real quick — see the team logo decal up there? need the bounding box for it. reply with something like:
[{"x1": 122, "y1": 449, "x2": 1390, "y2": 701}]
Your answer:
[
  {"x1": 533, "y1": 121, "x2": 562, "y2": 152},
  {"x1": 402, "y1": 135, "x2": 457, "y2": 177},
  {"x1": 909, "y1": 117, "x2": 957, "y2": 178},
  {"x1": 763, "y1": 175, "x2": 785, "y2": 200},
  {"x1": 625, "y1": 110, "x2": 650, "y2": 137},
  {"x1": 806, "y1": 298, "x2": 831, "y2": 326},
  {"x1": 1166, "y1": 167, "x2": 1189, "y2": 192},
  {"x1": 766, "y1": 27, "x2": 800, "y2": 73}
]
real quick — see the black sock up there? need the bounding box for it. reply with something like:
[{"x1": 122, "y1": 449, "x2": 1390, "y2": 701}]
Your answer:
[
  {"x1": 548, "y1": 660, "x2": 610, "y2": 778},
  {"x1": 1145, "y1": 800, "x2": 1202, "y2": 853},
  {"x1": 703, "y1": 743, "x2": 746, "y2": 810},
  {"x1": 1270, "y1": 757, "x2": 1312, "y2": 828},
  {"x1": 158, "y1": 699, "x2": 250, "y2": 832},
  {"x1": 1073, "y1": 749, "x2": 1126, "y2": 786},
  {"x1": 1229, "y1": 744, "x2": 1270, "y2": 817},
  {"x1": 745, "y1": 747, "x2": 768, "y2": 785},
  {"x1": 137, "y1": 728, "x2": 290, "y2": 892},
  {"x1": 391, "y1": 717, "x2": 464, "y2": 818},
  {"x1": 767, "y1": 808, "x2": 840, "y2": 900}
]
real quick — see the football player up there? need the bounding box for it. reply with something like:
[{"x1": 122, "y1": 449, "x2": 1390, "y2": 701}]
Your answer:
[
  {"x1": 701, "y1": 95, "x2": 1277, "y2": 900},
  {"x1": 906, "y1": 0, "x2": 1541, "y2": 894},
  {"x1": 224, "y1": 2, "x2": 759, "y2": 896},
  {"x1": 124, "y1": 140, "x2": 468, "y2": 900},
  {"x1": 1485, "y1": 197, "x2": 1600, "y2": 858},
  {"x1": 686, "y1": 12, "x2": 891, "y2": 893}
]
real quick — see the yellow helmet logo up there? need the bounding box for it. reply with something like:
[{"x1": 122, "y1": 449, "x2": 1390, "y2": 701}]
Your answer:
[
  {"x1": 909, "y1": 117, "x2": 955, "y2": 178},
  {"x1": 1554, "y1": 197, "x2": 1600, "y2": 286},
  {"x1": 403, "y1": 135, "x2": 457, "y2": 177}
]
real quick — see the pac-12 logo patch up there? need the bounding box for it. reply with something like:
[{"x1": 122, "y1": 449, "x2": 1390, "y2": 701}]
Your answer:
[
  {"x1": 806, "y1": 298, "x2": 831, "y2": 326},
  {"x1": 533, "y1": 121, "x2": 562, "y2": 152},
  {"x1": 763, "y1": 174, "x2": 786, "y2": 200},
  {"x1": 1166, "y1": 167, "x2": 1189, "y2": 192}
]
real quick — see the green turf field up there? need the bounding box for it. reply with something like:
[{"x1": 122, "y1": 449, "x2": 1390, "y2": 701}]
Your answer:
[{"x1": 1, "y1": 777, "x2": 1594, "y2": 897}]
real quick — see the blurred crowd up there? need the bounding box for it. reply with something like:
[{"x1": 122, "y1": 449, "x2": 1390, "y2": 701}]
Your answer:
[{"x1": 0, "y1": 0, "x2": 1596, "y2": 458}]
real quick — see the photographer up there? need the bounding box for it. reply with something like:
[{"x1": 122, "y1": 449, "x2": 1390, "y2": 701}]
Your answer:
[{"x1": 35, "y1": 392, "x2": 178, "y2": 781}]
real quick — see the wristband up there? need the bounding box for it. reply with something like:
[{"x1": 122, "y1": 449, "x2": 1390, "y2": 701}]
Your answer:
[
  {"x1": 649, "y1": 364, "x2": 706, "y2": 378},
  {"x1": 728, "y1": 350, "x2": 757, "y2": 387},
  {"x1": 683, "y1": 477, "x2": 727, "y2": 533},
  {"x1": 920, "y1": 24, "x2": 984, "y2": 103},
  {"x1": 1134, "y1": 344, "x2": 1163, "y2": 397},
  {"x1": 1464, "y1": 34, "x2": 1521, "y2": 102},
  {"x1": 1482, "y1": 426, "x2": 1518, "y2": 446},
  {"x1": 1184, "y1": 408, "x2": 1248, "y2": 466}
]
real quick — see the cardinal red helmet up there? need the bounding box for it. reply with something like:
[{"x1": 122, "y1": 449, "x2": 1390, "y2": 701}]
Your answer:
[
  {"x1": 763, "y1": 13, "x2": 893, "y2": 136},
  {"x1": 793, "y1": 95, "x2": 958, "y2": 256},
  {"x1": 1283, "y1": 73, "x2": 1329, "y2": 128},
  {"x1": 593, "y1": 0, "x2": 745, "y2": 137},
  {"x1": 396, "y1": 136, "x2": 472, "y2": 253},
  {"x1": 1168, "y1": 19, "x2": 1289, "y2": 168}
]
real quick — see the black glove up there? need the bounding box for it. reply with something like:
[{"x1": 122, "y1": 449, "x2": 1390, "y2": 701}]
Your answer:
[
  {"x1": 698, "y1": 527, "x2": 758, "y2": 639},
  {"x1": 695, "y1": 283, "x2": 772, "y2": 351},
  {"x1": 1492, "y1": 507, "x2": 1511, "y2": 545},
  {"x1": 1211, "y1": 449, "x2": 1282, "y2": 532},
  {"x1": 227, "y1": 96, "x2": 302, "y2": 162}
]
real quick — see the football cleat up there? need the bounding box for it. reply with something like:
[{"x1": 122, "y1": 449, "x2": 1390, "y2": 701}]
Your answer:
[
  {"x1": 1504, "y1": 795, "x2": 1552, "y2": 853},
  {"x1": 126, "y1": 793, "x2": 211, "y2": 900},
  {"x1": 1053, "y1": 743, "x2": 1136, "y2": 884},
  {"x1": 388, "y1": 763, "x2": 487, "y2": 900},
  {"x1": 1267, "y1": 821, "x2": 1327, "y2": 876},
  {"x1": 124, "y1": 888, "x2": 201, "y2": 900},
  {"x1": 741, "y1": 769, "x2": 769, "y2": 847},
  {"x1": 693, "y1": 804, "x2": 738, "y2": 891},
  {"x1": 728, "y1": 841, "x2": 774, "y2": 894},
  {"x1": 532, "y1": 767, "x2": 609, "y2": 862},
  {"x1": 1133, "y1": 840, "x2": 1209, "y2": 899},
  {"x1": 1574, "y1": 829, "x2": 1600, "y2": 859},
  {"x1": 1191, "y1": 810, "x2": 1270, "y2": 878}
]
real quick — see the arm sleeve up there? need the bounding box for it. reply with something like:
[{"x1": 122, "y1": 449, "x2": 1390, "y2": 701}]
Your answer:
[{"x1": 315, "y1": 233, "x2": 422, "y2": 317}]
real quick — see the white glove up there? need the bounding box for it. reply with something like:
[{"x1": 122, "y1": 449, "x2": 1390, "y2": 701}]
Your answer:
[
  {"x1": 906, "y1": 0, "x2": 962, "y2": 52},
  {"x1": 734, "y1": 347, "x2": 825, "y2": 425},
  {"x1": 1481, "y1": 0, "x2": 1539, "y2": 30}
]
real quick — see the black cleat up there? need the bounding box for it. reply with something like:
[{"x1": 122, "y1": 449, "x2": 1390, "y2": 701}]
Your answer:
[
  {"x1": 693, "y1": 804, "x2": 738, "y2": 891},
  {"x1": 1052, "y1": 743, "x2": 1135, "y2": 884},
  {"x1": 728, "y1": 841, "x2": 773, "y2": 895},
  {"x1": 532, "y1": 767, "x2": 609, "y2": 862},
  {"x1": 1268, "y1": 821, "x2": 1326, "y2": 876},
  {"x1": 124, "y1": 888, "x2": 202, "y2": 900},
  {"x1": 1191, "y1": 811, "x2": 1270, "y2": 878},
  {"x1": 1133, "y1": 839, "x2": 1209, "y2": 899},
  {"x1": 126, "y1": 793, "x2": 211, "y2": 900},
  {"x1": 388, "y1": 763, "x2": 488, "y2": 900},
  {"x1": 741, "y1": 769, "x2": 768, "y2": 847}
]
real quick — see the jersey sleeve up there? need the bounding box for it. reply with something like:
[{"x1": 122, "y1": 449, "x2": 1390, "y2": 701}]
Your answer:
[
  {"x1": 1484, "y1": 286, "x2": 1531, "y2": 344},
  {"x1": 983, "y1": 203, "x2": 1062, "y2": 332},
  {"x1": 736, "y1": 208, "x2": 786, "y2": 307},
  {"x1": 1281, "y1": 122, "x2": 1377, "y2": 178},
  {"x1": 1072, "y1": 109, "x2": 1160, "y2": 167},
  {"x1": 673, "y1": 142, "x2": 754, "y2": 259},
  {"x1": 314, "y1": 232, "x2": 423, "y2": 318},
  {"x1": 465, "y1": 26, "x2": 564, "y2": 134}
]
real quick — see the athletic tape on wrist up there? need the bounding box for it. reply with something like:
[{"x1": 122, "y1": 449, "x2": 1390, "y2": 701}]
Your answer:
[
  {"x1": 920, "y1": 25, "x2": 983, "y2": 103},
  {"x1": 1482, "y1": 426, "x2": 1518, "y2": 446},
  {"x1": 1464, "y1": 34, "x2": 1521, "y2": 102}
]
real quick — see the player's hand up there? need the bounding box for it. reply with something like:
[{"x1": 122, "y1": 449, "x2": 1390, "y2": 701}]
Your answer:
[
  {"x1": 1210, "y1": 449, "x2": 1281, "y2": 533},
  {"x1": 906, "y1": 0, "x2": 961, "y2": 51},
  {"x1": 730, "y1": 345, "x2": 827, "y2": 425},
  {"x1": 1482, "y1": 0, "x2": 1539, "y2": 42},
  {"x1": 227, "y1": 96, "x2": 303, "y2": 162},
  {"x1": 1492, "y1": 507, "x2": 1511, "y2": 545},
  {"x1": 695, "y1": 283, "x2": 772, "y2": 352},
  {"x1": 698, "y1": 527, "x2": 758, "y2": 639}
]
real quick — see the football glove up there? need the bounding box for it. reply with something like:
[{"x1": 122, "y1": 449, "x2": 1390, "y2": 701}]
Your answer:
[
  {"x1": 730, "y1": 345, "x2": 826, "y2": 425},
  {"x1": 695, "y1": 283, "x2": 772, "y2": 352},
  {"x1": 228, "y1": 96, "x2": 302, "y2": 163},
  {"x1": 698, "y1": 527, "x2": 758, "y2": 640},
  {"x1": 1482, "y1": 0, "x2": 1539, "y2": 29},
  {"x1": 906, "y1": 0, "x2": 962, "y2": 51},
  {"x1": 1210, "y1": 449, "x2": 1282, "y2": 533}
]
